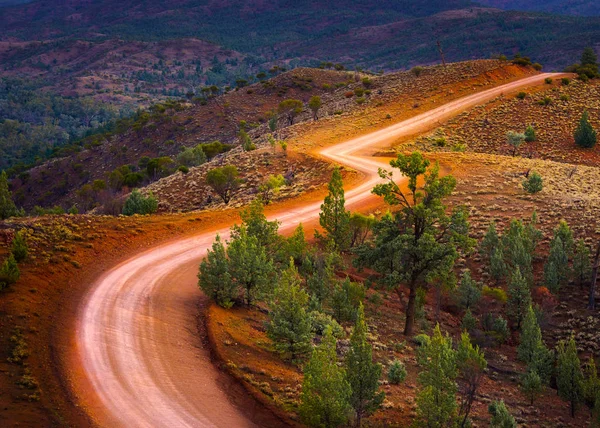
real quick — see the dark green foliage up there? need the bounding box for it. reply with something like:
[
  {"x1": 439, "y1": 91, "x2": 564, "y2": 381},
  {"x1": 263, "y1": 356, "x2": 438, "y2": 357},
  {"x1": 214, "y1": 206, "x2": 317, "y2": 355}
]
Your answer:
[
  {"x1": 456, "y1": 332, "x2": 487, "y2": 428},
  {"x1": 507, "y1": 268, "x2": 531, "y2": 330},
  {"x1": 355, "y1": 152, "x2": 473, "y2": 335},
  {"x1": 318, "y1": 167, "x2": 350, "y2": 250},
  {"x1": 461, "y1": 309, "x2": 477, "y2": 332},
  {"x1": 520, "y1": 369, "x2": 542, "y2": 405},
  {"x1": 457, "y1": 270, "x2": 481, "y2": 310},
  {"x1": 122, "y1": 189, "x2": 158, "y2": 215},
  {"x1": 309, "y1": 311, "x2": 344, "y2": 338},
  {"x1": 199, "y1": 141, "x2": 231, "y2": 159},
  {"x1": 206, "y1": 165, "x2": 241, "y2": 204},
  {"x1": 388, "y1": 360, "x2": 407, "y2": 385},
  {"x1": 573, "y1": 238, "x2": 592, "y2": 287},
  {"x1": 480, "y1": 222, "x2": 499, "y2": 262},
  {"x1": 11, "y1": 230, "x2": 28, "y2": 262},
  {"x1": 582, "y1": 357, "x2": 600, "y2": 412},
  {"x1": 0, "y1": 171, "x2": 20, "y2": 219},
  {"x1": 489, "y1": 400, "x2": 517, "y2": 428},
  {"x1": 227, "y1": 227, "x2": 274, "y2": 306},
  {"x1": 556, "y1": 335, "x2": 584, "y2": 417},
  {"x1": 198, "y1": 235, "x2": 236, "y2": 308},
  {"x1": 0, "y1": 77, "x2": 125, "y2": 171},
  {"x1": 300, "y1": 327, "x2": 351, "y2": 428},
  {"x1": 345, "y1": 304, "x2": 385, "y2": 426},
  {"x1": 574, "y1": 110, "x2": 597, "y2": 148},
  {"x1": 522, "y1": 171, "x2": 543, "y2": 194},
  {"x1": 330, "y1": 278, "x2": 365, "y2": 323},
  {"x1": 518, "y1": 305, "x2": 554, "y2": 385},
  {"x1": 415, "y1": 324, "x2": 458, "y2": 428},
  {"x1": 267, "y1": 260, "x2": 313, "y2": 362},
  {"x1": 524, "y1": 125, "x2": 536, "y2": 142},
  {"x1": 177, "y1": 144, "x2": 207, "y2": 167},
  {"x1": 0, "y1": 254, "x2": 20, "y2": 290}
]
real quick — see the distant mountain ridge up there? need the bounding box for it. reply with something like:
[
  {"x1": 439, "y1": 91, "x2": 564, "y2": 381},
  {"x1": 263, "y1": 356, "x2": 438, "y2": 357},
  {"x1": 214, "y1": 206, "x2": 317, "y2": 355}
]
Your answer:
[{"x1": 477, "y1": 0, "x2": 600, "y2": 16}]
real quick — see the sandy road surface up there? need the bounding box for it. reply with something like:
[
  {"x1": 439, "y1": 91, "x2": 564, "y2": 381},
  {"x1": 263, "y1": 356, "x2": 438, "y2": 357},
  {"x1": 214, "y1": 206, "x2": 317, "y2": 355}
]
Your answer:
[{"x1": 74, "y1": 73, "x2": 565, "y2": 427}]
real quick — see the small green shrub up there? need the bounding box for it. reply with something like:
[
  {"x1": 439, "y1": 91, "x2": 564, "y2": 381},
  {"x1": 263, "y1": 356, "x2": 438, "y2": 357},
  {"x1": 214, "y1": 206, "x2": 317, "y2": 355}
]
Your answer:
[
  {"x1": 178, "y1": 165, "x2": 189, "y2": 174},
  {"x1": 544, "y1": 77, "x2": 553, "y2": 84},
  {"x1": 516, "y1": 92, "x2": 527, "y2": 100},
  {"x1": 11, "y1": 231, "x2": 28, "y2": 262},
  {"x1": 522, "y1": 171, "x2": 543, "y2": 194},
  {"x1": 411, "y1": 66, "x2": 424, "y2": 77},
  {"x1": 388, "y1": 360, "x2": 407, "y2": 384},
  {"x1": 561, "y1": 78, "x2": 571, "y2": 85},
  {"x1": 122, "y1": 190, "x2": 158, "y2": 216},
  {"x1": 482, "y1": 286, "x2": 508, "y2": 303},
  {"x1": 537, "y1": 96, "x2": 552, "y2": 106}
]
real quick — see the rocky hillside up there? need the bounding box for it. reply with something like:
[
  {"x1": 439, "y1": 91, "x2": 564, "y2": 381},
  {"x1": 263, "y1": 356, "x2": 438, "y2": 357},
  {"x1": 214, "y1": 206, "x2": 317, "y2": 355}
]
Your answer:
[{"x1": 10, "y1": 60, "x2": 536, "y2": 213}]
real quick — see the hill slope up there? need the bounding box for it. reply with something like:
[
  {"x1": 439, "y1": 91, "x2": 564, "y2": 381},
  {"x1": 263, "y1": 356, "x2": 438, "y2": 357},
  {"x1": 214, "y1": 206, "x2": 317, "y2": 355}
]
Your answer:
[{"x1": 479, "y1": 0, "x2": 600, "y2": 16}]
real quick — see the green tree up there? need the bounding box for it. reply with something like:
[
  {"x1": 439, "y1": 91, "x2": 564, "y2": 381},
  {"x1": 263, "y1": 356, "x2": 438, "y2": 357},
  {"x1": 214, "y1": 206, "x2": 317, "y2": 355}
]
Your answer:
[
  {"x1": 554, "y1": 219, "x2": 574, "y2": 257},
  {"x1": 319, "y1": 167, "x2": 351, "y2": 250},
  {"x1": 234, "y1": 198, "x2": 281, "y2": 254},
  {"x1": 0, "y1": 171, "x2": 19, "y2": 220},
  {"x1": 415, "y1": 324, "x2": 458, "y2": 428},
  {"x1": 518, "y1": 305, "x2": 553, "y2": 384},
  {"x1": 268, "y1": 115, "x2": 278, "y2": 132},
  {"x1": 330, "y1": 278, "x2": 365, "y2": 323},
  {"x1": 582, "y1": 47, "x2": 599, "y2": 69},
  {"x1": 300, "y1": 327, "x2": 351, "y2": 428},
  {"x1": 11, "y1": 230, "x2": 28, "y2": 262},
  {"x1": 122, "y1": 189, "x2": 158, "y2": 215},
  {"x1": 267, "y1": 260, "x2": 313, "y2": 362},
  {"x1": 488, "y1": 400, "x2": 517, "y2": 428},
  {"x1": 507, "y1": 268, "x2": 531, "y2": 330},
  {"x1": 309, "y1": 96, "x2": 323, "y2": 121},
  {"x1": 0, "y1": 254, "x2": 20, "y2": 290},
  {"x1": 524, "y1": 125, "x2": 536, "y2": 142},
  {"x1": 490, "y1": 247, "x2": 508, "y2": 285},
  {"x1": 457, "y1": 270, "x2": 481, "y2": 310},
  {"x1": 522, "y1": 172, "x2": 543, "y2": 194},
  {"x1": 278, "y1": 99, "x2": 304, "y2": 125},
  {"x1": 259, "y1": 174, "x2": 286, "y2": 204},
  {"x1": 544, "y1": 235, "x2": 569, "y2": 293},
  {"x1": 198, "y1": 235, "x2": 236, "y2": 308},
  {"x1": 355, "y1": 153, "x2": 473, "y2": 335},
  {"x1": 573, "y1": 238, "x2": 592, "y2": 287},
  {"x1": 345, "y1": 303, "x2": 384, "y2": 427},
  {"x1": 206, "y1": 165, "x2": 241, "y2": 204},
  {"x1": 480, "y1": 222, "x2": 500, "y2": 263},
  {"x1": 503, "y1": 216, "x2": 540, "y2": 285},
  {"x1": 507, "y1": 131, "x2": 526, "y2": 156},
  {"x1": 520, "y1": 369, "x2": 542, "y2": 405},
  {"x1": 582, "y1": 357, "x2": 600, "y2": 414},
  {"x1": 575, "y1": 110, "x2": 597, "y2": 148},
  {"x1": 227, "y1": 228, "x2": 274, "y2": 306},
  {"x1": 177, "y1": 145, "x2": 207, "y2": 167},
  {"x1": 556, "y1": 335, "x2": 584, "y2": 417},
  {"x1": 456, "y1": 332, "x2": 487, "y2": 428},
  {"x1": 348, "y1": 213, "x2": 375, "y2": 248}
]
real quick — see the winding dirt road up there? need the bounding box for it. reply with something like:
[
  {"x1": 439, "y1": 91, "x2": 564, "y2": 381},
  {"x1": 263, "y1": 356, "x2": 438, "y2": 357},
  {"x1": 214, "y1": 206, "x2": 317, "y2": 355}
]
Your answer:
[{"x1": 73, "y1": 73, "x2": 564, "y2": 428}]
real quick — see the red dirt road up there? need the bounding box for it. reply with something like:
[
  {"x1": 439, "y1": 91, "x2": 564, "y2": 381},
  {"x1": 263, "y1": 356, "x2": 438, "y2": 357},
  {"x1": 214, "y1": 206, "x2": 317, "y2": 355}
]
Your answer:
[{"x1": 73, "y1": 73, "x2": 566, "y2": 427}]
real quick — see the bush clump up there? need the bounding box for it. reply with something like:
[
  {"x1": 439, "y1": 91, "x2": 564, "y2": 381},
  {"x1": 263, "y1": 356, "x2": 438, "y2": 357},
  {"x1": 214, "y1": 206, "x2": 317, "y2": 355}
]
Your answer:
[
  {"x1": 388, "y1": 359, "x2": 407, "y2": 384},
  {"x1": 122, "y1": 190, "x2": 158, "y2": 216},
  {"x1": 523, "y1": 171, "x2": 543, "y2": 194}
]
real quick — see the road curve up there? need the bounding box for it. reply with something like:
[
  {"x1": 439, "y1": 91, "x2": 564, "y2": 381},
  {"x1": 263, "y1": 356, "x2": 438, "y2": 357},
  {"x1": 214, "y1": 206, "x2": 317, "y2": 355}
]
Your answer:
[{"x1": 74, "y1": 73, "x2": 563, "y2": 428}]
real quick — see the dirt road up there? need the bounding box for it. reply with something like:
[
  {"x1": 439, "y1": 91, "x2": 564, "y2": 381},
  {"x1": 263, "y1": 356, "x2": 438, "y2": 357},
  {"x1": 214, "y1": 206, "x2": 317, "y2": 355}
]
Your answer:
[{"x1": 73, "y1": 73, "x2": 565, "y2": 427}]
